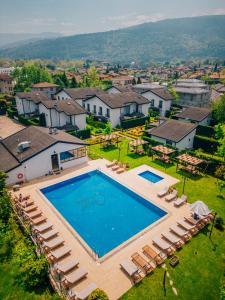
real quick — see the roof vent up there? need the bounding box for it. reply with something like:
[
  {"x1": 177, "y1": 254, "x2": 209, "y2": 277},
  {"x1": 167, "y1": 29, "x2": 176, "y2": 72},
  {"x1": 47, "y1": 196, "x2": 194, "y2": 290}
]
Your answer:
[
  {"x1": 17, "y1": 141, "x2": 31, "y2": 152},
  {"x1": 67, "y1": 102, "x2": 71, "y2": 105},
  {"x1": 53, "y1": 128, "x2": 58, "y2": 134},
  {"x1": 49, "y1": 127, "x2": 53, "y2": 134}
]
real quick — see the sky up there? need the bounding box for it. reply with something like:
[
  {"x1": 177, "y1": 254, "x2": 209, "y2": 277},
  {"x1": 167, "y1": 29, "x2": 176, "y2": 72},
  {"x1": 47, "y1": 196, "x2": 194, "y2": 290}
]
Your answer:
[{"x1": 1, "y1": 0, "x2": 225, "y2": 35}]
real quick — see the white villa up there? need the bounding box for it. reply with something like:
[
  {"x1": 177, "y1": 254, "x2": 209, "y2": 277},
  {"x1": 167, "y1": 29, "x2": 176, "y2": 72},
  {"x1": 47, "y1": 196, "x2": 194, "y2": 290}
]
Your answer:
[
  {"x1": 175, "y1": 106, "x2": 211, "y2": 126},
  {"x1": 31, "y1": 82, "x2": 59, "y2": 99}
]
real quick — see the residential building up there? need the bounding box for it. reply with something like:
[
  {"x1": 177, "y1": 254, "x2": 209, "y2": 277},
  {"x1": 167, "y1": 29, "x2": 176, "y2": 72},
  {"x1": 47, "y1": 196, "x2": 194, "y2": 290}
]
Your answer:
[
  {"x1": 0, "y1": 126, "x2": 88, "y2": 185},
  {"x1": 111, "y1": 76, "x2": 133, "y2": 86},
  {"x1": 83, "y1": 92, "x2": 150, "y2": 127},
  {"x1": 0, "y1": 73, "x2": 15, "y2": 95},
  {"x1": 15, "y1": 92, "x2": 49, "y2": 116},
  {"x1": 146, "y1": 119, "x2": 197, "y2": 150},
  {"x1": 175, "y1": 107, "x2": 211, "y2": 126},
  {"x1": 0, "y1": 67, "x2": 15, "y2": 74},
  {"x1": 31, "y1": 82, "x2": 59, "y2": 99}
]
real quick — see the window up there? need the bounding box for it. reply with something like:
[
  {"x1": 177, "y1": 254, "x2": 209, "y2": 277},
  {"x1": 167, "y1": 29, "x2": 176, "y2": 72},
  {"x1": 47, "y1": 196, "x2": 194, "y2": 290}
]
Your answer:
[
  {"x1": 87, "y1": 103, "x2": 90, "y2": 112},
  {"x1": 83, "y1": 102, "x2": 85, "y2": 109},
  {"x1": 159, "y1": 100, "x2": 163, "y2": 109},
  {"x1": 106, "y1": 108, "x2": 110, "y2": 117},
  {"x1": 93, "y1": 105, "x2": 96, "y2": 113},
  {"x1": 99, "y1": 106, "x2": 102, "y2": 115},
  {"x1": 124, "y1": 105, "x2": 130, "y2": 115},
  {"x1": 151, "y1": 99, "x2": 155, "y2": 107},
  {"x1": 166, "y1": 140, "x2": 173, "y2": 145},
  {"x1": 60, "y1": 147, "x2": 86, "y2": 163}
]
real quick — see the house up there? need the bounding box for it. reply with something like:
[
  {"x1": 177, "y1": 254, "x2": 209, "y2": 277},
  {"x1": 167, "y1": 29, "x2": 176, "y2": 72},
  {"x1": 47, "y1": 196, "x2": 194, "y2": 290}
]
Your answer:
[
  {"x1": 31, "y1": 82, "x2": 59, "y2": 99},
  {"x1": 111, "y1": 76, "x2": 133, "y2": 86},
  {"x1": 175, "y1": 107, "x2": 211, "y2": 126},
  {"x1": 15, "y1": 92, "x2": 49, "y2": 116},
  {"x1": 83, "y1": 92, "x2": 150, "y2": 127},
  {"x1": 0, "y1": 67, "x2": 15, "y2": 74},
  {"x1": 0, "y1": 126, "x2": 88, "y2": 185},
  {"x1": 39, "y1": 100, "x2": 87, "y2": 129},
  {"x1": 106, "y1": 85, "x2": 132, "y2": 94},
  {"x1": 213, "y1": 83, "x2": 225, "y2": 95},
  {"x1": 0, "y1": 73, "x2": 15, "y2": 95},
  {"x1": 146, "y1": 119, "x2": 197, "y2": 150}
]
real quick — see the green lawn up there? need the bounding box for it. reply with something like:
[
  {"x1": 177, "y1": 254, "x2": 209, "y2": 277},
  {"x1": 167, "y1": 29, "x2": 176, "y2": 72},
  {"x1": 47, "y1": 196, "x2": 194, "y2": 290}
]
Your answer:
[{"x1": 89, "y1": 138, "x2": 225, "y2": 300}]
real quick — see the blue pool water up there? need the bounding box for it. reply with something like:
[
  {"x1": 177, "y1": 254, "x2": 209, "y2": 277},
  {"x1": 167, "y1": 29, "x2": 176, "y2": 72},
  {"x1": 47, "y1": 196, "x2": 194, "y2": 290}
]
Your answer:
[
  {"x1": 139, "y1": 170, "x2": 163, "y2": 183},
  {"x1": 41, "y1": 170, "x2": 166, "y2": 257}
]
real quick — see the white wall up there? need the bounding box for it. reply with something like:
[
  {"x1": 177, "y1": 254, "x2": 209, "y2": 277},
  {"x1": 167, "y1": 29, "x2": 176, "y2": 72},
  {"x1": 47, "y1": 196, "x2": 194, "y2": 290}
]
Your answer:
[
  {"x1": 6, "y1": 142, "x2": 88, "y2": 185},
  {"x1": 107, "y1": 87, "x2": 121, "y2": 94},
  {"x1": 142, "y1": 91, "x2": 171, "y2": 116},
  {"x1": 16, "y1": 97, "x2": 39, "y2": 115},
  {"x1": 56, "y1": 90, "x2": 72, "y2": 100}
]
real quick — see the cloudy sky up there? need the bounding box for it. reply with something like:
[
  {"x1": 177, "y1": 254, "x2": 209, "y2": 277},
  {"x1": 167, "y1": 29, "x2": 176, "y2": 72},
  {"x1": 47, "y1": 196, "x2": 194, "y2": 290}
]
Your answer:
[{"x1": 1, "y1": 0, "x2": 225, "y2": 35}]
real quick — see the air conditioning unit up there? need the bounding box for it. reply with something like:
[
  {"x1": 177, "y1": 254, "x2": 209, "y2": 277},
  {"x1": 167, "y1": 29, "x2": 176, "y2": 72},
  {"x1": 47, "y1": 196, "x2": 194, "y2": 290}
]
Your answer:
[{"x1": 17, "y1": 141, "x2": 31, "y2": 152}]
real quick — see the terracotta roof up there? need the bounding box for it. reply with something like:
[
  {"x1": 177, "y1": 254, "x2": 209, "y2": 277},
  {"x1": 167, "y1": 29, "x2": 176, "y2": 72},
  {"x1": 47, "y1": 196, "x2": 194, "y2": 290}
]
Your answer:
[
  {"x1": 0, "y1": 73, "x2": 13, "y2": 81},
  {"x1": 0, "y1": 126, "x2": 87, "y2": 172},
  {"x1": 32, "y1": 82, "x2": 59, "y2": 88},
  {"x1": 41, "y1": 100, "x2": 86, "y2": 115},
  {"x1": 16, "y1": 92, "x2": 49, "y2": 103},
  {"x1": 147, "y1": 119, "x2": 197, "y2": 143},
  {"x1": 90, "y1": 92, "x2": 149, "y2": 108},
  {"x1": 176, "y1": 107, "x2": 211, "y2": 122},
  {"x1": 62, "y1": 88, "x2": 106, "y2": 100}
]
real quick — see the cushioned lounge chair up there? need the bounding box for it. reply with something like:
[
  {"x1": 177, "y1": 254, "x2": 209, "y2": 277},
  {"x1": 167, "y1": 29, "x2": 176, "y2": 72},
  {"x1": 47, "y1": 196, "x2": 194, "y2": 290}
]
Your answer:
[
  {"x1": 157, "y1": 186, "x2": 169, "y2": 198},
  {"x1": 29, "y1": 215, "x2": 46, "y2": 225},
  {"x1": 170, "y1": 225, "x2": 191, "y2": 242},
  {"x1": 106, "y1": 160, "x2": 117, "y2": 168},
  {"x1": 177, "y1": 220, "x2": 198, "y2": 235},
  {"x1": 161, "y1": 231, "x2": 183, "y2": 248},
  {"x1": 62, "y1": 267, "x2": 88, "y2": 288},
  {"x1": 33, "y1": 221, "x2": 53, "y2": 233},
  {"x1": 55, "y1": 258, "x2": 79, "y2": 275},
  {"x1": 174, "y1": 195, "x2": 187, "y2": 207},
  {"x1": 47, "y1": 246, "x2": 71, "y2": 263},
  {"x1": 25, "y1": 209, "x2": 42, "y2": 219},
  {"x1": 165, "y1": 189, "x2": 178, "y2": 202},
  {"x1": 43, "y1": 237, "x2": 64, "y2": 252},
  {"x1": 38, "y1": 229, "x2": 58, "y2": 242},
  {"x1": 152, "y1": 237, "x2": 175, "y2": 256},
  {"x1": 23, "y1": 204, "x2": 37, "y2": 213},
  {"x1": 120, "y1": 260, "x2": 141, "y2": 282},
  {"x1": 131, "y1": 252, "x2": 153, "y2": 274},
  {"x1": 68, "y1": 283, "x2": 97, "y2": 300}
]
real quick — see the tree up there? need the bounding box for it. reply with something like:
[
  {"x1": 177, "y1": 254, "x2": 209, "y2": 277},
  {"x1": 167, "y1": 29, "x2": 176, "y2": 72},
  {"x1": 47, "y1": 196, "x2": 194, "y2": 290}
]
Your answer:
[
  {"x1": 80, "y1": 67, "x2": 102, "y2": 88},
  {"x1": 215, "y1": 124, "x2": 224, "y2": 140},
  {"x1": 168, "y1": 84, "x2": 179, "y2": 101},
  {"x1": 132, "y1": 78, "x2": 136, "y2": 85},
  {"x1": 137, "y1": 77, "x2": 141, "y2": 84},
  {"x1": 61, "y1": 72, "x2": 69, "y2": 87},
  {"x1": 212, "y1": 94, "x2": 225, "y2": 123},
  {"x1": 70, "y1": 76, "x2": 78, "y2": 88}
]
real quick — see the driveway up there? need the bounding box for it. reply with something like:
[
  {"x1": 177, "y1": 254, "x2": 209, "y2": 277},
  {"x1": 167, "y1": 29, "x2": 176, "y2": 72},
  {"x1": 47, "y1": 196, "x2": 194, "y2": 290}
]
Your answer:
[{"x1": 0, "y1": 115, "x2": 25, "y2": 139}]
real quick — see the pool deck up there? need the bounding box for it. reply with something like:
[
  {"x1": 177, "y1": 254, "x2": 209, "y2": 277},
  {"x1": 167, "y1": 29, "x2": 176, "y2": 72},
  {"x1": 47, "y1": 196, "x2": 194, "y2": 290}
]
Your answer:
[{"x1": 12, "y1": 159, "x2": 192, "y2": 300}]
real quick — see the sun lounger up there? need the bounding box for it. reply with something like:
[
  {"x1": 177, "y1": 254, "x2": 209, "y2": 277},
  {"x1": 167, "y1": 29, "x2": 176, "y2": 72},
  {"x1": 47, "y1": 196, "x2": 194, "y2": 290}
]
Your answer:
[
  {"x1": 131, "y1": 252, "x2": 152, "y2": 274},
  {"x1": 25, "y1": 209, "x2": 42, "y2": 219},
  {"x1": 55, "y1": 258, "x2": 79, "y2": 275},
  {"x1": 116, "y1": 164, "x2": 127, "y2": 174},
  {"x1": 68, "y1": 283, "x2": 97, "y2": 300},
  {"x1": 43, "y1": 237, "x2": 64, "y2": 251},
  {"x1": 112, "y1": 162, "x2": 121, "y2": 171},
  {"x1": 47, "y1": 246, "x2": 71, "y2": 263},
  {"x1": 152, "y1": 236, "x2": 175, "y2": 256},
  {"x1": 161, "y1": 231, "x2": 183, "y2": 248},
  {"x1": 62, "y1": 267, "x2": 88, "y2": 288},
  {"x1": 19, "y1": 199, "x2": 34, "y2": 208},
  {"x1": 174, "y1": 195, "x2": 187, "y2": 207},
  {"x1": 157, "y1": 186, "x2": 169, "y2": 197},
  {"x1": 29, "y1": 215, "x2": 47, "y2": 225},
  {"x1": 170, "y1": 225, "x2": 191, "y2": 242},
  {"x1": 165, "y1": 189, "x2": 178, "y2": 202},
  {"x1": 184, "y1": 216, "x2": 205, "y2": 229},
  {"x1": 38, "y1": 229, "x2": 58, "y2": 242},
  {"x1": 106, "y1": 160, "x2": 117, "y2": 168},
  {"x1": 22, "y1": 204, "x2": 37, "y2": 213},
  {"x1": 120, "y1": 260, "x2": 141, "y2": 282},
  {"x1": 142, "y1": 245, "x2": 166, "y2": 265},
  {"x1": 177, "y1": 220, "x2": 198, "y2": 235},
  {"x1": 33, "y1": 221, "x2": 53, "y2": 233}
]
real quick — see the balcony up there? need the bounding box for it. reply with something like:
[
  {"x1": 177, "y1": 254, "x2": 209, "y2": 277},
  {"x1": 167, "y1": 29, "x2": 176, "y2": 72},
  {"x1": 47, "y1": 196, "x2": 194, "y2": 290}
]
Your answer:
[{"x1": 120, "y1": 111, "x2": 144, "y2": 121}]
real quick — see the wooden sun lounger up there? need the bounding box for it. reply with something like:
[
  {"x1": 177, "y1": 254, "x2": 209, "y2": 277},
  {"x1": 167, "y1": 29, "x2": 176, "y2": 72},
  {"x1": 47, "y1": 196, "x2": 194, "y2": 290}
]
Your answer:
[
  {"x1": 33, "y1": 221, "x2": 53, "y2": 233},
  {"x1": 47, "y1": 246, "x2": 71, "y2": 263},
  {"x1": 157, "y1": 186, "x2": 169, "y2": 198},
  {"x1": 170, "y1": 225, "x2": 191, "y2": 242},
  {"x1": 38, "y1": 229, "x2": 58, "y2": 242},
  {"x1": 142, "y1": 245, "x2": 165, "y2": 265},
  {"x1": 19, "y1": 199, "x2": 34, "y2": 208},
  {"x1": 165, "y1": 189, "x2": 178, "y2": 202},
  {"x1": 177, "y1": 220, "x2": 198, "y2": 235},
  {"x1": 62, "y1": 267, "x2": 88, "y2": 288},
  {"x1": 120, "y1": 260, "x2": 141, "y2": 282},
  {"x1": 131, "y1": 252, "x2": 152, "y2": 274},
  {"x1": 22, "y1": 204, "x2": 37, "y2": 213},
  {"x1": 161, "y1": 231, "x2": 183, "y2": 248},
  {"x1": 152, "y1": 237, "x2": 175, "y2": 256},
  {"x1": 106, "y1": 160, "x2": 117, "y2": 168},
  {"x1": 68, "y1": 283, "x2": 97, "y2": 300},
  {"x1": 43, "y1": 237, "x2": 64, "y2": 252},
  {"x1": 29, "y1": 215, "x2": 47, "y2": 225},
  {"x1": 55, "y1": 258, "x2": 79, "y2": 275}
]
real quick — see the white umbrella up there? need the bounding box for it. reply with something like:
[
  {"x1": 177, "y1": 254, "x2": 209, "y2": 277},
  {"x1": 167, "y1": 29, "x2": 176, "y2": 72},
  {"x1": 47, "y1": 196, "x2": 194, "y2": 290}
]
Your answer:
[{"x1": 189, "y1": 200, "x2": 211, "y2": 217}]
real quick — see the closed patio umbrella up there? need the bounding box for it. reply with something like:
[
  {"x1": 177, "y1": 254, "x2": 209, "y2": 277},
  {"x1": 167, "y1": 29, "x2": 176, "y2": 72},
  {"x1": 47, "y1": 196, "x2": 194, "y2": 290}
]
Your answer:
[{"x1": 189, "y1": 200, "x2": 211, "y2": 217}]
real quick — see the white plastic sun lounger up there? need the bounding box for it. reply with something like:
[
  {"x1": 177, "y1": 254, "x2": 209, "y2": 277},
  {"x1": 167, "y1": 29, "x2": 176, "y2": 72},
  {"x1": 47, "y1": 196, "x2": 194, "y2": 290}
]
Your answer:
[
  {"x1": 38, "y1": 229, "x2": 58, "y2": 241},
  {"x1": 152, "y1": 237, "x2": 175, "y2": 256},
  {"x1": 62, "y1": 267, "x2": 88, "y2": 287},
  {"x1": 33, "y1": 221, "x2": 53, "y2": 233},
  {"x1": 157, "y1": 186, "x2": 169, "y2": 197},
  {"x1": 177, "y1": 220, "x2": 198, "y2": 235},
  {"x1": 47, "y1": 246, "x2": 71, "y2": 262},
  {"x1": 174, "y1": 195, "x2": 187, "y2": 207},
  {"x1": 43, "y1": 237, "x2": 64, "y2": 251},
  {"x1": 170, "y1": 225, "x2": 191, "y2": 241},
  {"x1": 76, "y1": 283, "x2": 97, "y2": 300},
  {"x1": 165, "y1": 189, "x2": 178, "y2": 202},
  {"x1": 55, "y1": 259, "x2": 79, "y2": 275},
  {"x1": 120, "y1": 260, "x2": 140, "y2": 278},
  {"x1": 161, "y1": 231, "x2": 183, "y2": 248},
  {"x1": 30, "y1": 215, "x2": 46, "y2": 225}
]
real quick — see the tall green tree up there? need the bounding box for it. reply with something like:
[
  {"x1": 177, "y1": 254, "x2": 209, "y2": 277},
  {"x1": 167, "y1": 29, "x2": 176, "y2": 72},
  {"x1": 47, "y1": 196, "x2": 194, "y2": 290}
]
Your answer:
[
  {"x1": 212, "y1": 94, "x2": 225, "y2": 123},
  {"x1": 70, "y1": 76, "x2": 78, "y2": 88}
]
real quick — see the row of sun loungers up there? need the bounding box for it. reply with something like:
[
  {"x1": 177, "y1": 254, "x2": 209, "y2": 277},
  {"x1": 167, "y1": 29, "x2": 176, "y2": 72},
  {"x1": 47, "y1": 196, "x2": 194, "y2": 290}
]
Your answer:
[
  {"x1": 13, "y1": 193, "x2": 97, "y2": 300},
  {"x1": 106, "y1": 160, "x2": 128, "y2": 174},
  {"x1": 157, "y1": 186, "x2": 187, "y2": 207}
]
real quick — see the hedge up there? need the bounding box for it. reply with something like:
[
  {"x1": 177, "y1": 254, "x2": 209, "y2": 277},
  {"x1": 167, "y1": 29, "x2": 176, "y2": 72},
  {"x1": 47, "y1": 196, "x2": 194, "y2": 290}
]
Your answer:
[
  {"x1": 69, "y1": 128, "x2": 91, "y2": 139},
  {"x1": 194, "y1": 135, "x2": 219, "y2": 153},
  {"x1": 142, "y1": 135, "x2": 161, "y2": 146},
  {"x1": 121, "y1": 117, "x2": 148, "y2": 129},
  {"x1": 7, "y1": 108, "x2": 18, "y2": 118},
  {"x1": 196, "y1": 125, "x2": 215, "y2": 138}
]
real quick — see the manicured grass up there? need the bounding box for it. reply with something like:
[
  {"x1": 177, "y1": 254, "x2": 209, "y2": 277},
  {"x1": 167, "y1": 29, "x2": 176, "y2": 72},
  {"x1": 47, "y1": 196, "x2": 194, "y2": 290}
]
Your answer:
[{"x1": 89, "y1": 138, "x2": 225, "y2": 300}]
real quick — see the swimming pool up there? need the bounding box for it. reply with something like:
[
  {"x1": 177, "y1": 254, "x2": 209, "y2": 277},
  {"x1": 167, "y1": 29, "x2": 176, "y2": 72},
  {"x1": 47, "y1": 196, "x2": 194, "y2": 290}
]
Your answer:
[
  {"x1": 139, "y1": 170, "x2": 163, "y2": 183},
  {"x1": 41, "y1": 170, "x2": 166, "y2": 258}
]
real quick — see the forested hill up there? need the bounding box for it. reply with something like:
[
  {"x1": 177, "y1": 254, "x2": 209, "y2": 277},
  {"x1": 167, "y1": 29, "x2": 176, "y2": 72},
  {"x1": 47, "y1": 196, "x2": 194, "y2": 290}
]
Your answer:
[{"x1": 0, "y1": 15, "x2": 225, "y2": 63}]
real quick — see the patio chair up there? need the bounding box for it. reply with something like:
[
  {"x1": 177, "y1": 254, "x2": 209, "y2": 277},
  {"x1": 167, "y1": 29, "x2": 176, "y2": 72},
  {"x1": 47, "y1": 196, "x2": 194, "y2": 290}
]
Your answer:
[
  {"x1": 152, "y1": 237, "x2": 175, "y2": 256},
  {"x1": 157, "y1": 186, "x2": 169, "y2": 198},
  {"x1": 106, "y1": 160, "x2": 117, "y2": 168},
  {"x1": 165, "y1": 189, "x2": 178, "y2": 202},
  {"x1": 19, "y1": 199, "x2": 34, "y2": 208},
  {"x1": 47, "y1": 246, "x2": 71, "y2": 263},
  {"x1": 43, "y1": 237, "x2": 64, "y2": 252},
  {"x1": 32, "y1": 221, "x2": 53, "y2": 233},
  {"x1": 55, "y1": 258, "x2": 79, "y2": 275},
  {"x1": 22, "y1": 204, "x2": 37, "y2": 213},
  {"x1": 177, "y1": 220, "x2": 198, "y2": 235},
  {"x1": 161, "y1": 231, "x2": 183, "y2": 248},
  {"x1": 61, "y1": 267, "x2": 88, "y2": 288},
  {"x1": 68, "y1": 283, "x2": 97, "y2": 300},
  {"x1": 38, "y1": 229, "x2": 58, "y2": 242},
  {"x1": 120, "y1": 260, "x2": 142, "y2": 282},
  {"x1": 169, "y1": 225, "x2": 191, "y2": 242},
  {"x1": 30, "y1": 215, "x2": 47, "y2": 226},
  {"x1": 25, "y1": 209, "x2": 42, "y2": 219},
  {"x1": 131, "y1": 252, "x2": 153, "y2": 274},
  {"x1": 174, "y1": 194, "x2": 187, "y2": 207},
  {"x1": 142, "y1": 245, "x2": 166, "y2": 265}
]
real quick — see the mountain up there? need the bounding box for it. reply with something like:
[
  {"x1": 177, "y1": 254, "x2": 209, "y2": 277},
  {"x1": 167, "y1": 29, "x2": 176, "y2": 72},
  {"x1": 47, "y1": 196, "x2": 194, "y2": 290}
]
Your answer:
[
  {"x1": 0, "y1": 32, "x2": 62, "y2": 49},
  {"x1": 0, "y1": 16, "x2": 225, "y2": 63}
]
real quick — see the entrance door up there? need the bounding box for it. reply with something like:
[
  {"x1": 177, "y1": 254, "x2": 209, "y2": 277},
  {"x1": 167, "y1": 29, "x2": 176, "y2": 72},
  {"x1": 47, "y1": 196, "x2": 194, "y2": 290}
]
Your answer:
[{"x1": 51, "y1": 154, "x2": 59, "y2": 170}]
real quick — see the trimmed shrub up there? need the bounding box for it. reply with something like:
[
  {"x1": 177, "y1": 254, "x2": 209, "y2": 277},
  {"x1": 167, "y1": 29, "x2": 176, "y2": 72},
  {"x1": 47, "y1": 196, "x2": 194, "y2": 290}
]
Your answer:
[
  {"x1": 142, "y1": 135, "x2": 161, "y2": 146},
  {"x1": 121, "y1": 117, "x2": 148, "y2": 129},
  {"x1": 69, "y1": 128, "x2": 91, "y2": 139},
  {"x1": 18, "y1": 115, "x2": 29, "y2": 125},
  {"x1": 215, "y1": 217, "x2": 224, "y2": 231},
  {"x1": 88, "y1": 288, "x2": 109, "y2": 300},
  {"x1": 196, "y1": 125, "x2": 215, "y2": 138},
  {"x1": 194, "y1": 135, "x2": 219, "y2": 153},
  {"x1": 7, "y1": 108, "x2": 18, "y2": 118}
]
